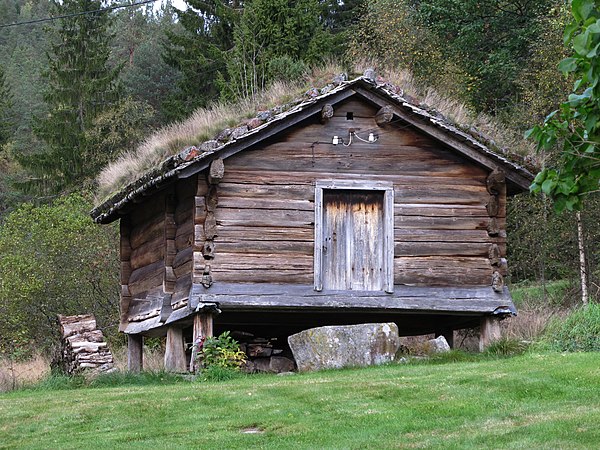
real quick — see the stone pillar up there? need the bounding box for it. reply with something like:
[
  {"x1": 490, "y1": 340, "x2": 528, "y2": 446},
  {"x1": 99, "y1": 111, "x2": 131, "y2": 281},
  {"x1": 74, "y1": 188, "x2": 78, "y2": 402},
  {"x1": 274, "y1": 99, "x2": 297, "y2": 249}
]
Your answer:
[
  {"x1": 164, "y1": 327, "x2": 187, "y2": 372},
  {"x1": 127, "y1": 334, "x2": 143, "y2": 373},
  {"x1": 479, "y1": 316, "x2": 501, "y2": 352}
]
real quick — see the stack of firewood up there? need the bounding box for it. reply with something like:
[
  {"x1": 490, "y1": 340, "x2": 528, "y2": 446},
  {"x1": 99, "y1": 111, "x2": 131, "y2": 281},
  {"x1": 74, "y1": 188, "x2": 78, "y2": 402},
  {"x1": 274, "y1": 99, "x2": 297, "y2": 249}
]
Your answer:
[
  {"x1": 233, "y1": 332, "x2": 295, "y2": 373},
  {"x1": 56, "y1": 314, "x2": 115, "y2": 375}
]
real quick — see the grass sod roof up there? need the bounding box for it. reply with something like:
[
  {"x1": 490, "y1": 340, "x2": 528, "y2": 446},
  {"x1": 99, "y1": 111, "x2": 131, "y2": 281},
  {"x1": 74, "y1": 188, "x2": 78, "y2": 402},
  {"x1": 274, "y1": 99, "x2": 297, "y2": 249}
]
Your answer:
[{"x1": 91, "y1": 71, "x2": 535, "y2": 224}]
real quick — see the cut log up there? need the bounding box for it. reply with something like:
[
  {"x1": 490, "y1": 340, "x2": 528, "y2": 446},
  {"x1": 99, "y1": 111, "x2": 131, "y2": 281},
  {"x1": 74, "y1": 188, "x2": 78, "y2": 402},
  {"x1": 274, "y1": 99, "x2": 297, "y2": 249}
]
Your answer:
[
  {"x1": 486, "y1": 169, "x2": 506, "y2": 195},
  {"x1": 375, "y1": 105, "x2": 393, "y2": 126},
  {"x1": 206, "y1": 185, "x2": 218, "y2": 213},
  {"x1": 58, "y1": 314, "x2": 96, "y2": 338},
  {"x1": 486, "y1": 195, "x2": 499, "y2": 217},
  {"x1": 320, "y1": 104, "x2": 334, "y2": 124},
  {"x1": 492, "y1": 271, "x2": 504, "y2": 292},
  {"x1": 204, "y1": 212, "x2": 217, "y2": 240},
  {"x1": 488, "y1": 244, "x2": 501, "y2": 266},
  {"x1": 208, "y1": 158, "x2": 225, "y2": 185}
]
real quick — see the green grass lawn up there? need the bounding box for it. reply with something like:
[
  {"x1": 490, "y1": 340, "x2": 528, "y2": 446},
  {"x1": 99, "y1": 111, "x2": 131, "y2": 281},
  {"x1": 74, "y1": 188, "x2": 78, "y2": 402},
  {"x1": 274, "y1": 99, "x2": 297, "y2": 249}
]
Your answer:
[{"x1": 2, "y1": 352, "x2": 600, "y2": 449}]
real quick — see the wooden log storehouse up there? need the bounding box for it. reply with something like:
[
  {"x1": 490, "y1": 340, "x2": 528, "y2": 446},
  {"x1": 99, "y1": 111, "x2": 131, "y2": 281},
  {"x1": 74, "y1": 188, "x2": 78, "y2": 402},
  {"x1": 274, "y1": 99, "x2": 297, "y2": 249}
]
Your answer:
[{"x1": 91, "y1": 76, "x2": 533, "y2": 371}]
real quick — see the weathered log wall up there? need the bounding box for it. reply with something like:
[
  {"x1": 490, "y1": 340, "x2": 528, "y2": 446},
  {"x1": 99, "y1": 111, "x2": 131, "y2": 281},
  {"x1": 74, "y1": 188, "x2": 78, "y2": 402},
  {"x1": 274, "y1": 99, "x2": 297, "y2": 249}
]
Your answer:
[
  {"x1": 201, "y1": 99, "x2": 506, "y2": 287},
  {"x1": 120, "y1": 178, "x2": 197, "y2": 325}
]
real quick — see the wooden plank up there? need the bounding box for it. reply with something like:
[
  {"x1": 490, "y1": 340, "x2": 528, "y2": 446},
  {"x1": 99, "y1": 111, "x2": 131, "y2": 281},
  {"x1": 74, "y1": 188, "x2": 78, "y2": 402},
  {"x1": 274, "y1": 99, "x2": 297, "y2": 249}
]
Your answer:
[
  {"x1": 129, "y1": 260, "x2": 165, "y2": 295},
  {"x1": 221, "y1": 171, "x2": 486, "y2": 189},
  {"x1": 394, "y1": 229, "x2": 505, "y2": 244},
  {"x1": 130, "y1": 236, "x2": 164, "y2": 270},
  {"x1": 395, "y1": 215, "x2": 490, "y2": 231},
  {"x1": 119, "y1": 219, "x2": 132, "y2": 261},
  {"x1": 197, "y1": 285, "x2": 514, "y2": 314},
  {"x1": 212, "y1": 268, "x2": 313, "y2": 284},
  {"x1": 394, "y1": 257, "x2": 492, "y2": 286},
  {"x1": 215, "y1": 226, "x2": 314, "y2": 242},
  {"x1": 129, "y1": 193, "x2": 165, "y2": 227},
  {"x1": 217, "y1": 197, "x2": 314, "y2": 211},
  {"x1": 394, "y1": 241, "x2": 505, "y2": 257},
  {"x1": 175, "y1": 220, "x2": 194, "y2": 251},
  {"x1": 216, "y1": 208, "x2": 313, "y2": 228},
  {"x1": 213, "y1": 253, "x2": 312, "y2": 270},
  {"x1": 217, "y1": 241, "x2": 313, "y2": 255},
  {"x1": 173, "y1": 246, "x2": 193, "y2": 269},
  {"x1": 394, "y1": 204, "x2": 490, "y2": 218},
  {"x1": 130, "y1": 215, "x2": 164, "y2": 250}
]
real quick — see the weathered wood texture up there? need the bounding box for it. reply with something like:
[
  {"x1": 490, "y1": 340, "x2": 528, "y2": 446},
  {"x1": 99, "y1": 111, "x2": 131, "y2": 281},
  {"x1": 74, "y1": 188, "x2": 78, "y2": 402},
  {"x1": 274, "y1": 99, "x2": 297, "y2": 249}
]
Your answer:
[
  {"x1": 164, "y1": 327, "x2": 187, "y2": 372},
  {"x1": 479, "y1": 316, "x2": 502, "y2": 351},
  {"x1": 202, "y1": 98, "x2": 506, "y2": 287},
  {"x1": 127, "y1": 334, "x2": 143, "y2": 372}
]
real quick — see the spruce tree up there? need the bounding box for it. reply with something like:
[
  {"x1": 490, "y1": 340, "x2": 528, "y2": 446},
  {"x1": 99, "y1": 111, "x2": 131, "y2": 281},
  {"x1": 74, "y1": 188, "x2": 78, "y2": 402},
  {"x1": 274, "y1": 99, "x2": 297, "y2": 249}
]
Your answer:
[
  {"x1": 0, "y1": 65, "x2": 13, "y2": 147},
  {"x1": 162, "y1": 0, "x2": 240, "y2": 121},
  {"x1": 20, "y1": 0, "x2": 120, "y2": 194}
]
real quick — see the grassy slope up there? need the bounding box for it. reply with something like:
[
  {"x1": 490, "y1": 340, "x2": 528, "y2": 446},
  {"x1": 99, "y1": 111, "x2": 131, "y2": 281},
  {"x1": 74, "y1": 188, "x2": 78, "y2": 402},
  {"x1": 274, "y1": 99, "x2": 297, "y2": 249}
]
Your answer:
[{"x1": 1, "y1": 353, "x2": 600, "y2": 449}]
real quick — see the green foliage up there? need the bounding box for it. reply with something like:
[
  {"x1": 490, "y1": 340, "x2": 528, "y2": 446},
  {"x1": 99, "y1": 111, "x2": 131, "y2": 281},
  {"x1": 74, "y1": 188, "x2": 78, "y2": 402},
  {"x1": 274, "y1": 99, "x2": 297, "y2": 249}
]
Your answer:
[
  {"x1": 0, "y1": 65, "x2": 13, "y2": 147},
  {"x1": 162, "y1": 0, "x2": 239, "y2": 120},
  {"x1": 19, "y1": 0, "x2": 121, "y2": 195},
  {"x1": 111, "y1": 3, "x2": 181, "y2": 126},
  {"x1": 198, "y1": 331, "x2": 247, "y2": 372},
  {"x1": 483, "y1": 338, "x2": 529, "y2": 357},
  {"x1": 84, "y1": 97, "x2": 155, "y2": 170},
  {"x1": 416, "y1": 0, "x2": 554, "y2": 114},
  {"x1": 0, "y1": 193, "x2": 119, "y2": 357},
  {"x1": 528, "y1": 0, "x2": 600, "y2": 211},
  {"x1": 221, "y1": 0, "x2": 333, "y2": 100},
  {"x1": 199, "y1": 365, "x2": 246, "y2": 382},
  {"x1": 539, "y1": 302, "x2": 600, "y2": 352}
]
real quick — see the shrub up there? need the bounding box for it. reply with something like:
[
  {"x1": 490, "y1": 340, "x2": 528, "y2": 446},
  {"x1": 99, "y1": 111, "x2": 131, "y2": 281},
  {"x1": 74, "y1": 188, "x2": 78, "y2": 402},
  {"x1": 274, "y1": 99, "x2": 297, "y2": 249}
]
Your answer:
[
  {"x1": 197, "y1": 331, "x2": 246, "y2": 373},
  {"x1": 484, "y1": 337, "x2": 529, "y2": 357},
  {"x1": 538, "y1": 303, "x2": 600, "y2": 352}
]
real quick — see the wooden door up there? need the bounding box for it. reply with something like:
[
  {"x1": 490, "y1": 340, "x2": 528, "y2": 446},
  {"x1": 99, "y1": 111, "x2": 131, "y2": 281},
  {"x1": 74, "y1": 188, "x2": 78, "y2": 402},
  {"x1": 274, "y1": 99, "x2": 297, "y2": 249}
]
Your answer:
[{"x1": 322, "y1": 190, "x2": 385, "y2": 290}]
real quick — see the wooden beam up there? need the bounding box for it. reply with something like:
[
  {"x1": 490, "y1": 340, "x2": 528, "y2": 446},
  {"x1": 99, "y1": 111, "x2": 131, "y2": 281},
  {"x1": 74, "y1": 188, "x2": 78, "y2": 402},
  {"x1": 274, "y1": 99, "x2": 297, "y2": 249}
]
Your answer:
[
  {"x1": 375, "y1": 105, "x2": 393, "y2": 126},
  {"x1": 479, "y1": 316, "x2": 501, "y2": 351},
  {"x1": 164, "y1": 327, "x2": 187, "y2": 372},
  {"x1": 208, "y1": 158, "x2": 225, "y2": 185},
  {"x1": 127, "y1": 334, "x2": 143, "y2": 372}
]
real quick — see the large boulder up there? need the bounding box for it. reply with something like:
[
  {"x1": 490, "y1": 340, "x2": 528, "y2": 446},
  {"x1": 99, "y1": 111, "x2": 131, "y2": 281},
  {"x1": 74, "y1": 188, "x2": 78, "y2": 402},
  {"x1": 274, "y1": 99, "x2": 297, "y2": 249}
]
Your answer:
[{"x1": 288, "y1": 323, "x2": 401, "y2": 372}]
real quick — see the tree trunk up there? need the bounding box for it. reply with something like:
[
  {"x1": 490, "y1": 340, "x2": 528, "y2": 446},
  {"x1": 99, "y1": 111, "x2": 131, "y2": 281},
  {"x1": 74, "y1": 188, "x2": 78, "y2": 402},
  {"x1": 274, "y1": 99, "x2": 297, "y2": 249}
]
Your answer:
[{"x1": 576, "y1": 210, "x2": 589, "y2": 304}]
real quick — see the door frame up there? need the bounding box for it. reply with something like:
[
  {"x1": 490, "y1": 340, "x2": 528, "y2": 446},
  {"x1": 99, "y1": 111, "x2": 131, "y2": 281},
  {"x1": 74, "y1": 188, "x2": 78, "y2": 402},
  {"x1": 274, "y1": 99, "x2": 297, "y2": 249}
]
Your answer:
[{"x1": 314, "y1": 180, "x2": 394, "y2": 293}]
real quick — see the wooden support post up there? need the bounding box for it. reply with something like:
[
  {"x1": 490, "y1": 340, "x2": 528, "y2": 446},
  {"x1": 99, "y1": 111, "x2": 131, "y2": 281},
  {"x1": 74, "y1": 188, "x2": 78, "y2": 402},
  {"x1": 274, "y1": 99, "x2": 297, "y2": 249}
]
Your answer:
[
  {"x1": 164, "y1": 327, "x2": 187, "y2": 372},
  {"x1": 436, "y1": 329, "x2": 454, "y2": 349},
  {"x1": 190, "y1": 313, "x2": 214, "y2": 372},
  {"x1": 479, "y1": 316, "x2": 501, "y2": 352},
  {"x1": 127, "y1": 334, "x2": 143, "y2": 373}
]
